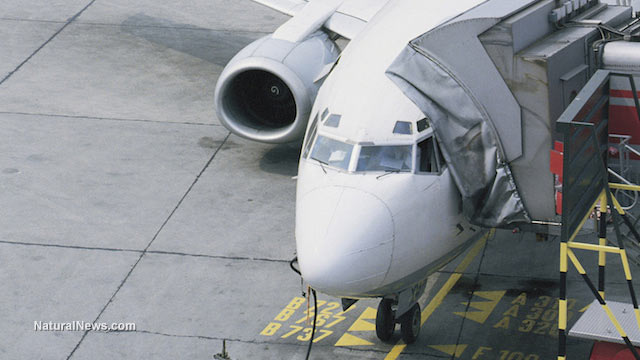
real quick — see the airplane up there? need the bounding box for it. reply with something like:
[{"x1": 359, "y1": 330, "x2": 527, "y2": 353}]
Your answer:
[{"x1": 214, "y1": 0, "x2": 640, "y2": 344}]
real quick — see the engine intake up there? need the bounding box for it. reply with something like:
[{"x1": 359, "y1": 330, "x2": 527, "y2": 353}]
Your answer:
[
  {"x1": 214, "y1": 32, "x2": 339, "y2": 143},
  {"x1": 226, "y1": 69, "x2": 296, "y2": 129}
]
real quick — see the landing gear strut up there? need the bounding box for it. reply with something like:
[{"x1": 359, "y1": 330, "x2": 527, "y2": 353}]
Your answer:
[{"x1": 375, "y1": 299, "x2": 421, "y2": 344}]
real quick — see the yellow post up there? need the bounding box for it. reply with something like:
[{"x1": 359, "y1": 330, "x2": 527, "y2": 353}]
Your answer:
[{"x1": 599, "y1": 193, "x2": 608, "y2": 300}]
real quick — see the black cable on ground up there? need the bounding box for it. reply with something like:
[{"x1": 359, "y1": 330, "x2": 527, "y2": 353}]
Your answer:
[
  {"x1": 290, "y1": 256, "x2": 301, "y2": 275},
  {"x1": 289, "y1": 255, "x2": 317, "y2": 358},
  {"x1": 305, "y1": 288, "x2": 317, "y2": 360}
]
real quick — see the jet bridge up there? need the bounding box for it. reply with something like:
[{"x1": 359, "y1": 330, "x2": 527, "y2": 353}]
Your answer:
[{"x1": 388, "y1": 0, "x2": 638, "y2": 228}]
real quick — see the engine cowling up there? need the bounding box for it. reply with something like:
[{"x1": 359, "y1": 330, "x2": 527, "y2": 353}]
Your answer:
[{"x1": 214, "y1": 31, "x2": 339, "y2": 143}]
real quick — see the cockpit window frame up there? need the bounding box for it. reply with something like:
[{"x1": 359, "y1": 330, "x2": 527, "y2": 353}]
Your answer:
[
  {"x1": 308, "y1": 133, "x2": 356, "y2": 172},
  {"x1": 355, "y1": 144, "x2": 414, "y2": 173},
  {"x1": 302, "y1": 113, "x2": 320, "y2": 159},
  {"x1": 434, "y1": 137, "x2": 446, "y2": 172}
]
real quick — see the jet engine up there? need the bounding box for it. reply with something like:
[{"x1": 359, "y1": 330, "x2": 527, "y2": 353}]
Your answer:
[{"x1": 214, "y1": 31, "x2": 339, "y2": 143}]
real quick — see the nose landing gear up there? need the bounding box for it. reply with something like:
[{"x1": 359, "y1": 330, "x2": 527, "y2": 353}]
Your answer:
[
  {"x1": 400, "y1": 303, "x2": 421, "y2": 344},
  {"x1": 376, "y1": 298, "x2": 395, "y2": 341},
  {"x1": 375, "y1": 298, "x2": 421, "y2": 344}
]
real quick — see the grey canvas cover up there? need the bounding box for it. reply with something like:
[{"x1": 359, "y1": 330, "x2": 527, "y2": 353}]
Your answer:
[{"x1": 386, "y1": 43, "x2": 530, "y2": 227}]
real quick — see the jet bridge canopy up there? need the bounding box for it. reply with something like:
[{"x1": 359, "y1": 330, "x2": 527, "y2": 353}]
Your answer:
[
  {"x1": 386, "y1": 43, "x2": 532, "y2": 227},
  {"x1": 383, "y1": 0, "x2": 542, "y2": 227}
]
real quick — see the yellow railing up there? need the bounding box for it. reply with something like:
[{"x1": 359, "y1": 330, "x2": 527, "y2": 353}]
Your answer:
[{"x1": 558, "y1": 184, "x2": 640, "y2": 360}]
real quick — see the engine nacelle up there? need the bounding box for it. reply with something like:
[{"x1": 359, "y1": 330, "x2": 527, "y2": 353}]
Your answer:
[{"x1": 214, "y1": 31, "x2": 339, "y2": 143}]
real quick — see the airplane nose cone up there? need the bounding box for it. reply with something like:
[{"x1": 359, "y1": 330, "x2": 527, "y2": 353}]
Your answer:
[{"x1": 296, "y1": 186, "x2": 394, "y2": 297}]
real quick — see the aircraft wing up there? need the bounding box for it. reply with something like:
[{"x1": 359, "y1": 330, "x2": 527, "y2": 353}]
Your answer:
[{"x1": 252, "y1": 0, "x2": 390, "y2": 41}]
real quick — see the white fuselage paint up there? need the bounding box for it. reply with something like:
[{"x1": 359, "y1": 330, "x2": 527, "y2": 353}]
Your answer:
[{"x1": 295, "y1": 0, "x2": 487, "y2": 298}]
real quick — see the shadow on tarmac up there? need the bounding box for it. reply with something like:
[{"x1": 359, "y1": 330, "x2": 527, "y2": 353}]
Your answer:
[{"x1": 121, "y1": 13, "x2": 262, "y2": 67}]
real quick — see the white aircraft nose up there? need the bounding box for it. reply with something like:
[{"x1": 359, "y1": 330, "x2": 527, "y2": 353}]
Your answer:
[{"x1": 296, "y1": 186, "x2": 394, "y2": 297}]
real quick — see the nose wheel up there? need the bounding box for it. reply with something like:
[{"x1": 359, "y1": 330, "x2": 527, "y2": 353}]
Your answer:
[
  {"x1": 376, "y1": 298, "x2": 395, "y2": 341},
  {"x1": 399, "y1": 303, "x2": 421, "y2": 344},
  {"x1": 376, "y1": 299, "x2": 421, "y2": 344}
]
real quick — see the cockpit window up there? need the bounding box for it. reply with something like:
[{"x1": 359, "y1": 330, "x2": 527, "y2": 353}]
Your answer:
[
  {"x1": 310, "y1": 135, "x2": 354, "y2": 170},
  {"x1": 393, "y1": 121, "x2": 412, "y2": 135},
  {"x1": 418, "y1": 137, "x2": 438, "y2": 173},
  {"x1": 356, "y1": 145, "x2": 412, "y2": 172},
  {"x1": 417, "y1": 136, "x2": 445, "y2": 173},
  {"x1": 325, "y1": 114, "x2": 341, "y2": 128},
  {"x1": 417, "y1": 118, "x2": 430, "y2": 132}
]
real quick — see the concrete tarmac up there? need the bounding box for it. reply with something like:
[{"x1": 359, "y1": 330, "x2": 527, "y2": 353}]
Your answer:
[{"x1": 1, "y1": 1, "x2": 638, "y2": 359}]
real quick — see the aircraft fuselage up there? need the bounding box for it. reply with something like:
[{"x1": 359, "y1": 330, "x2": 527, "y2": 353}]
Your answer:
[{"x1": 295, "y1": 0, "x2": 487, "y2": 299}]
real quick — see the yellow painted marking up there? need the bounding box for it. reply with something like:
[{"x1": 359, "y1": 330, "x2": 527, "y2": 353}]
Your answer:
[
  {"x1": 603, "y1": 305, "x2": 628, "y2": 337},
  {"x1": 324, "y1": 316, "x2": 346, "y2": 329},
  {"x1": 347, "y1": 307, "x2": 376, "y2": 332},
  {"x1": 609, "y1": 183, "x2": 640, "y2": 191},
  {"x1": 429, "y1": 344, "x2": 468, "y2": 357},
  {"x1": 286, "y1": 297, "x2": 306, "y2": 310},
  {"x1": 384, "y1": 344, "x2": 407, "y2": 360},
  {"x1": 472, "y1": 346, "x2": 492, "y2": 359},
  {"x1": 634, "y1": 309, "x2": 640, "y2": 331},
  {"x1": 558, "y1": 300, "x2": 567, "y2": 330},
  {"x1": 512, "y1": 293, "x2": 527, "y2": 305},
  {"x1": 313, "y1": 329, "x2": 333, "y2": 343},
  {"x1": 260, "y1": 322, "x2": 281, "y2": 336},
  {"x1": 454, "y1": 290, "x2": 506, "y2": 324},
  {"x1": 274, "y1": 308, "x2": 296, "y2": 322},
  {"x1": 319, "y1": 301, "x2": 340, "y2": 314},
  {"x1": 503, "y1": 304, "x2": 519, "y2": 317},
  {"x1": 334, "y1": 332, "x2": 374, "y2": 347},
  {"x1": 570, "y1": 192, "x2": 604, "y2": 242},
  {"x1": 493, "y1": 316, "x2": 510, "y2": 329},
  {"x1": 324, "y1": 305, "x2": 356, "y2": 329},
  {"x1": 567, "y1": 242, "x2": 621, "y2": 254},
  {"x1": 384, "y1": 229, "x2": 494, "y2": 360},
  {"x1": 281, "y1": 325, "x2": 303, "y2": 339},
  {"x1": 297, "y1": 327, "x2": 314, "y2": 341},
  {"x1": 558, "y1": 356, "x2": 566, "y2": 360}
]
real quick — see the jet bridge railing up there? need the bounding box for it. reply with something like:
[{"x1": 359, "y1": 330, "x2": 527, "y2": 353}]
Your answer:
[{"x1": 556, "y1": 69, "x2": 640, "y2": 360}]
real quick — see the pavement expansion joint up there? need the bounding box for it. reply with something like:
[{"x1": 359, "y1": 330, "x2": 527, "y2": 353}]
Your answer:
[
  {"x1": 143, "y1": 131, "x2": 230, "y2": 252},
  {"x1": 144, "y1": 250, "x2": 291, "y2": 263},
  {"x1": 132, "y1": 326, "x2": 451, "y2": 357},
  {"x1": 0, "y1": 111, "x2": 221, "y2": 127},
  {"x1": 0, "y1": 17, "x2": 276, "y2": 36},
  {"x1": 82, "y1": 22, "x2": 275, "y2": 35},
  {"x1": 0, "y1": 17, "x2": 67, "y2": 24},
  {"x1": 132, "y1": 329, "x2": 401, "y2": 355},
  {"x1": 0, "y1": 240, "x2": 291, "y2": 263},
  {"x1": 67, "y1": 133, "x2": 230, "y2": 359},
  {"x1": 0, "y1": 240, "x2": 142, "y2": 253},
  {"x1": 0, "y1": 0, "x2": 98, "y2": 86}
]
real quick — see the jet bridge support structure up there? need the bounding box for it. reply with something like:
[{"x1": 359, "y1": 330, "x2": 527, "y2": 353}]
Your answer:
[{"x1": 556, "y1": 70, "x2": 640, "y2": 359}]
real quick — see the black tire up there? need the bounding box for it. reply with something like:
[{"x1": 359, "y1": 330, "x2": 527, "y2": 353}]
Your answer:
[
  {"x1": 400, "y1": 303, "x2": 421, "y2": 344},
  {"x1": 376, "y1": 298, "x2": 395, "y2": 341}
]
